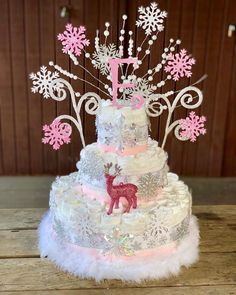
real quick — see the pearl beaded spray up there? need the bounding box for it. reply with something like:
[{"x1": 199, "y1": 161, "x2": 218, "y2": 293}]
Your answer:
[{"x1": 29, "y1": 2, "x2": 206, "y2": 150}]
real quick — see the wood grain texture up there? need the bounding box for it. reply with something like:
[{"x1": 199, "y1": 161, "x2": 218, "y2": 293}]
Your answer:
[
  {"x1": 0, "y1": 0, "x2": 236, "y2": 176},
  {"x1": 208, "y1": 0, "x2": 235, "y2": 176},
  {"x1": 8, "y1": 0, "x2": 30, "y2": 174},
  {"x1": 0, "y1": 0, "x2": 17, "y2": 174},
  {"x1": 0, "y1": 253, "x2": 235, "y2": 291},
  {"x1": 0, "y1": 208, "x2": 45, "y2": 230},
  {"x1": 24, "y1": 0, "x2": 43, "y2": 174},
  {"x1": 0, "y1": 230, "x2": 38, "y2": 258},
  {"x1": 1, "y1": 286, "x2": 236, "y2": 295},
  {"x1": 195, "y1": 0, "x2": 225, "y2": 176},
  {"x1": 222, "y1": 0, "x2": 236, "y2": 176}
]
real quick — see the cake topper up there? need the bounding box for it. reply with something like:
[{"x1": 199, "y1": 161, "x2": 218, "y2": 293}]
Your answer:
[{"x1": 29, "y1": 2, "x2": 206, "y2": 150}]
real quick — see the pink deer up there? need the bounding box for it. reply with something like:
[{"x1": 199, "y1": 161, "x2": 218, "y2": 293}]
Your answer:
[{"x1": 104, "y1": 163, "x2": 138, "y2": 215}]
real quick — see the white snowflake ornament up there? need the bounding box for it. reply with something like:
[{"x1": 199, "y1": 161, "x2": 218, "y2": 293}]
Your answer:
[
  {"x1": 124, "y1": 78, "x2": 154, "y2": 100},
  {"x1": 29, "y1": 66, "x2": 59, "y2": 98},
  {"x1": 92, "y1": 44, "x2": 121, "y2": 75},
  {"x1": 136, "y1": 2, "x2": 167, "y2": 35}
]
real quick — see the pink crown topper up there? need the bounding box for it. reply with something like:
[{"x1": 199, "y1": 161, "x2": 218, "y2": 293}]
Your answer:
[{"x1": 29, "y1": 2, "x2": 206, "y2": 150}]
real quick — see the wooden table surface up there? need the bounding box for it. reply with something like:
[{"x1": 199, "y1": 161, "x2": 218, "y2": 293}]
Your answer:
[{"x1": 0, "y1": 205, "x2": 235, "y2": 294}]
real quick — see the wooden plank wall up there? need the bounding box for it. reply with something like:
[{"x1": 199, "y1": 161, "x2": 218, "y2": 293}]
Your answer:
[{"x1": 0, "y1": 0, "x2": 235, "y2": 176}]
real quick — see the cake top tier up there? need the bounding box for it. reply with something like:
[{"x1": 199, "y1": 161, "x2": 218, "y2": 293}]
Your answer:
[{"x1": 96, "y1": 100, "x2": 149, "y2": 155}]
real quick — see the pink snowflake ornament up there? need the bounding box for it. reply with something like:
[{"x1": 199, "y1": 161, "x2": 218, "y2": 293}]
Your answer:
[
  {"x1": 179, "y1": 111, "x2": 206, "y2": 142},
  {"x1": 42, "y1": 120, "x2": 72, "y2": 150},
  {"x1": 164, "y1": 49, "x2": 195, "y2": 81},
  {"x1": 57, "y1": 24, "x2": 90, "y2": 56}
]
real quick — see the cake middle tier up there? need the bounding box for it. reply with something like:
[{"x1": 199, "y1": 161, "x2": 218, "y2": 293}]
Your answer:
[{"x1": 76, "y1": 139, "x2": 168, "y2": 200}]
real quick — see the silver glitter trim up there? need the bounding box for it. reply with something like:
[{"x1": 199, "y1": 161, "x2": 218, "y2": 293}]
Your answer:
[
  {"x1": 96, "y1": 117, "x2": 149, "y2": 150},
  {"x1": 53, "y1": 209, "x2": 190, "y2": 255}
]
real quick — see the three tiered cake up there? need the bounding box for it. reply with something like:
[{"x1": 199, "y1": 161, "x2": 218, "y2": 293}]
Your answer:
[{"x1": 30, "y1": 2, "x2": 206, "y2": 281}]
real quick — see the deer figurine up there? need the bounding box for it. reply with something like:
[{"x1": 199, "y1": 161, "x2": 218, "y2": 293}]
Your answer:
[{"x1": 104, "y1": 163, "x2": 138, "y2": 215}]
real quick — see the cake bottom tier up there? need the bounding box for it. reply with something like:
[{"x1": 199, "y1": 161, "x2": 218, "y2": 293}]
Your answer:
[{"x1": 39, "y1": 211, "x2": 199, "y2": 282}]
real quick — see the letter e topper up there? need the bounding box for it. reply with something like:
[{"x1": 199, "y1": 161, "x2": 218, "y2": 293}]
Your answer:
[{"x1": 108, "y1": 58, "x2": 145, "y2": 109}]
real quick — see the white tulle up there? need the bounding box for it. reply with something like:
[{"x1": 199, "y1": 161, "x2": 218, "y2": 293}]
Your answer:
[{"x1": 38, "y1": 211, "x2": 199, "y2": 282}]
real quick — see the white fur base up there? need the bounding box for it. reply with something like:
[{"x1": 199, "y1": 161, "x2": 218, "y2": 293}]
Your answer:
[{"x1": 38, "y1": 211, "x2": 199, "y2": 282}]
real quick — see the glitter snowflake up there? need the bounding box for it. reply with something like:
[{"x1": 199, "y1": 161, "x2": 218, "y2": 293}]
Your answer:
[
  {"x1": 76, "y1": 210, "x2": 97, "y2": 243},
  {"x1": 103, "y1": 227, "x2": 134, "y2": 256},
  {"x1": 144, "y1": 208, "x2": 171, "y2": 246},
  {"x1": 29, "y1": 66, "x2": 59, "y2": 98},
  {"x1": 122, "y1": 126, "x2": 137, "y2": 147},
  {"x1": 42, "y1": 120, "x2": 72, "y2": 150},
  {"x1": 136, "y1": 2, "x2": 167, "y2": 35},
  {"x1": 92, "y1": 44, "x2": 121, "y2": 75},
  {"x1": 54, "y1": 218, "x2": 68, "y2": 241},
  {"x1": 57, "y1": 24, "x2": 90, "y2": 56},
  {"x1": 77, "y1": 150, "x2": 104, "y2": 182},
  {"x1": 143, "y1": 224, "x2": 169, "y2": 247},
  {"x1": 121, "y1": 123, "x2": 149, "y2": 147},
  {"x1": 170, "y1": 217, "x2": 189, "y2": 241},
  {"x1": 137, "y1": 172, "x2": 161, "y2": 199},
  {"x1": 131, "y1": 240, "x2": 142, "y2": 251},
  {"x1": 164, "y1": 49, "x2": 196, "y2": 81},
  {"x1": 124, "y1": 78, "x2": 154, "y2": 100},
  {"x1": 96, "y1": 119, "x2": 120, "y2": 147},
  {"x1": 179, "y1": 111, "x2": 206, "y2": 142}
]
